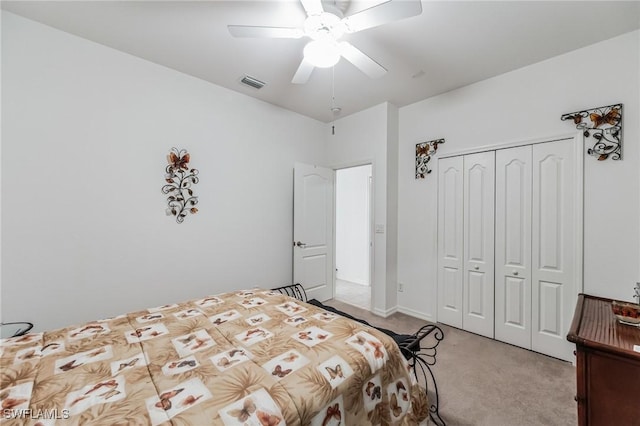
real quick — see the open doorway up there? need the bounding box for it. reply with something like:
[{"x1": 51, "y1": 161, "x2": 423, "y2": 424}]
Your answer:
[{"x1": 334, "y1": 164, "x2": 372, "y2": 310}]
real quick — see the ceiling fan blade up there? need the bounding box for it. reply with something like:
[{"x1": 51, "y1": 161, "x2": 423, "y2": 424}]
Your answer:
[
  {"x1": 338, "y1": 42, "x2": 387, "y2": 79},
  {"x1": 292, "y1": 58, "x2": 315, "y2": 84},
  {"x1": 342, "y1": 0, "x2": 422, "y2": 33},
  {"x1": 300, "y1": 0, "x2": 324, "y2": 16},
  {"x1": 228, "y1": 25, "x2": 304, "y2": 39}
]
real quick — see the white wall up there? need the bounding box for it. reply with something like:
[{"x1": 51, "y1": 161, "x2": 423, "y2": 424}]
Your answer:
[
  {"x1": 335, "y1": 165, "x2": 371, "y2": 285},
  {"x1": 327, "y1": 102, "x2": 398, "y2": 316},
  {"x1": 398, "y1": 30, "x2": 640, "y2": 320},
  {"x1": 3, "y1": 13, "x2": 638, "y2": 333},
  {"x1": 1, "y1": 12, "x2": 326, "y2": 331}
]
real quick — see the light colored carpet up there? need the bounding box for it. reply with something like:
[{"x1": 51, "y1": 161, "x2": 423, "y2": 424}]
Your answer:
[
  {"x1": 324, "y1": 299, "x2": 577, "y2": 426},
  {"x1": 335, "y1": 278, "x2": 371, "y2": 310}
]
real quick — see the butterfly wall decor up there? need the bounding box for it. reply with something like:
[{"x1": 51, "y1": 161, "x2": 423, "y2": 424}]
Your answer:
[
  {"x1": 416, "y1": 139, "x2": 445, "y2": 179},
  {"x1": 561, "y1": 103, "x2": 622, "y2": 161},
  {"x1": 162, "y1": 147, "x2": 199, "y2": 223}
]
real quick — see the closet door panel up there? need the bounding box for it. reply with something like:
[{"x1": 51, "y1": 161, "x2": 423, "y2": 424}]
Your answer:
[
  {"x1": 438, "y1": 156, "x2": 464, "y2": 328},
  {"x1": 467, "y1": 271, "x2": 486, "y2": 316},
  {"x1": 532, "y1": 139, "x2": 576, "y2": 361},
  {"x1": 495, "y1": 146, "x2": 532, "y2": 348},
  {"x1": 442, "y1": 267, "x2": 460, "y2": 310},
  {"x1": 463, "y1": 151, "x2": 495, "y2": 338},
  {"x1": 505, "y1": 276, "x2": 526, "y2": 325}
]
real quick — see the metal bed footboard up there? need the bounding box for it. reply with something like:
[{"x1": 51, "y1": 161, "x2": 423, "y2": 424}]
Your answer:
[
  {"x1": 271, "y1": 283, "x2": 308, "y2": 302},
  {"x1": 399, "y1": 324, "x2": 446, "y2": 426}
]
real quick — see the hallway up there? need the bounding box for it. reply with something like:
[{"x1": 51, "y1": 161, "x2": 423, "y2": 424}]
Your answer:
[{"x1": 334, "y1": 278, "x2": 370, "y2": 310}]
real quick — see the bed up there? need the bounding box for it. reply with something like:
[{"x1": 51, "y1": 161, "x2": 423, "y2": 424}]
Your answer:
[{"x1": 1, "y1": 288, "x2": 431, "y2": 425}]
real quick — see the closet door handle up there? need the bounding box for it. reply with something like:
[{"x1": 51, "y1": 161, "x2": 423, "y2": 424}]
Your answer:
[
  {"x1": 513, "y1": 271, "x2": 519, "y2": 276},
  {"x1": 474, "y1": 266, "x2": 479, "y2": 270}
]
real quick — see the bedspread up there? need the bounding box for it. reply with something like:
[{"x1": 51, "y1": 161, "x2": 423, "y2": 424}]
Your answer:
[{"x1": 1, "y1": 289, "x2": 428, "y2": 425}]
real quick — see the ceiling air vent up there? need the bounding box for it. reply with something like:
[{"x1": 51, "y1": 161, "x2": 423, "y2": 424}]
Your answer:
[{"x1": 240, "y1": 75, "x2": 266, "y2": 89}]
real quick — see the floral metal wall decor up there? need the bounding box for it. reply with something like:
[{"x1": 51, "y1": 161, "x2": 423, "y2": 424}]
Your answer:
[
  {"x1": 561, "y1": 103, "x2": 622, "y2": 161},
  {"x1": 162, "y1": 148, "x2": 199, "y2": 223},
  {"x1": 416, "y1": 138, "x2": 445, "y2": 179}
]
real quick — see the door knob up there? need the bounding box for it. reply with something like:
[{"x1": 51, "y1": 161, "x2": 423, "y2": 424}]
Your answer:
[
  {"x1": 474, "y1": 266, "x2": 479, "y2": 270},
  {"x1": 513, "y1": 271, "x2": 519, "y2": 276},
  {"x1": 295, "y1": 241, "x2": 307, "y2": 248}
]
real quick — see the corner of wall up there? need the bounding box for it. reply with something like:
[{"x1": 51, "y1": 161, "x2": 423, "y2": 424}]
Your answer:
[{"x1": 385, "y1": 103, "x2": 400, "y2": 310}]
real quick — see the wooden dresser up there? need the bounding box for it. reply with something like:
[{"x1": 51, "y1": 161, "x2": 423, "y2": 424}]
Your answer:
[{"x1": 567, "y1": 294, "x2": 640, "y2": 426}]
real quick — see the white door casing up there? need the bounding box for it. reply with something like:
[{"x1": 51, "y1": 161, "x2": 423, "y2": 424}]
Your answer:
[
  {"x1": 532, "y1": 139, "x2": 577, "y2": 361},
  {"x1": 368, "y1": 174, "x2": 374, "y2": 287},
  {"x1": 463, "y1": 151, "x2": 495, "y2": 338},
  {"x1": 293, "y1": 163, "x2": 334, "y2": 302},
  {"x1": 437, "y1": 156, "x2": 464, "y2": 328},
  {"x1": 495, "y1": 145, "x2": 533, "y2": 348}
]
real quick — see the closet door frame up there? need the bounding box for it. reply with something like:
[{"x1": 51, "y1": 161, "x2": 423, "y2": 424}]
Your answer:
[{"x1": 436, "y1": 132, "x2": 583, "y2": 361}]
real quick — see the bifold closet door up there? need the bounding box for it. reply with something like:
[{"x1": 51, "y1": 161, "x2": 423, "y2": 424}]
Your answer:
[
  {"x1": 437, "y1": 156, "x2": 464, "y2": 328},
  {"x1": 495, "y1": 146, "x2": 532, "y2": 348},
  {"x1": 462, "y1": 152, "x2": 495, "y2": 338},
  {"x1": 532, "y1": 139, "x2": 576, "y2": 361}
]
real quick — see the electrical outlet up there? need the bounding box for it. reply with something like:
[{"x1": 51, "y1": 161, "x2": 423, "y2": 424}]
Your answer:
[{"x1": 398, "y1": 282, "x2": 404, "y2": 292}]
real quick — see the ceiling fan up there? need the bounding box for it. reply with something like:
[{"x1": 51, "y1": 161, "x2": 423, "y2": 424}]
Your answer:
[{"x1": 228, "y1": 0, "x2": 422, "y2": 84}]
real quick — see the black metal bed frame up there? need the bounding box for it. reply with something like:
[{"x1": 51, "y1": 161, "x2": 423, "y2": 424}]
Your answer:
[
  {"x1": 0, "y1": 321, "x2": 34, "y2": 338},
  {"x1": 399, "y1": 323, "x2": 445, "y2": 426},
  {"x1": 271, "y1": 283, "x2": 309, "y2": 303},
  {"x1": 271, "y1": 283, "x2": 445, "y2": 426}
]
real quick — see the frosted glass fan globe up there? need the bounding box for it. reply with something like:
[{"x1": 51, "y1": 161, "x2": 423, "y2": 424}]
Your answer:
[{"x1": 304, "y1": 40, "x2": 340, "y2": 68}]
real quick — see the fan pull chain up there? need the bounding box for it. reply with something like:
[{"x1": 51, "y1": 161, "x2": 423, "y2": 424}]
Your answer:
[
  {"x1": 331, "y1": 66, "x2": 336, "y2": 136},
  {"x1": 331, "y1": 66, "x2": 336, "y2": 110}
]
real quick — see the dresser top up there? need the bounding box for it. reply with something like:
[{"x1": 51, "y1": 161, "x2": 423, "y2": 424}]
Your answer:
[{"x1": 567, "y1": 294, "x2": 640, "y2": 359}]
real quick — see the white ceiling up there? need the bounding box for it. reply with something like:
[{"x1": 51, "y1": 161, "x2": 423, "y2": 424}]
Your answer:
[{"x1": 3, "y1": 1, "x2": 639, "y2": 123}]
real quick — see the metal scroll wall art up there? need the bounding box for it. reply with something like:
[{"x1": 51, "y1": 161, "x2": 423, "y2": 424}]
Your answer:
[
  {"x1": 162, "y1": 148, "x2": 199, "y2": 223},
  {"x1": 561, "y1": 103, "x2": 623, "y2": 161},
  {"x1": 416, "y1": 138, "x2": 445, "y2": 179}
]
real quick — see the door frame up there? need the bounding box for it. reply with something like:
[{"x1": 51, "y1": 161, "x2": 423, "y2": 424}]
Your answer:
[
  {"x1": 332, "y1": 160, "x2": 375, "y2": 310},
  {"x1": 436, "y1": 132, "x2": 584, "y2": 350}
]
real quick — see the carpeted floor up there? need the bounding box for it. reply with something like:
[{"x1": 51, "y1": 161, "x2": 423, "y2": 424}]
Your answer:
[{"x1": 325, "y1": 299, "x2": 577, "y2": 426}]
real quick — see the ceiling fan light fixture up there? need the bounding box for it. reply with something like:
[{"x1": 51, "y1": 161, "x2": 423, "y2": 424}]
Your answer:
[
  {"x1": 304, "y1": 12, "x2": 344, "y2": 41},
  {"x1": 303, "y1": 40, "x2": 340, "y2": 68}
]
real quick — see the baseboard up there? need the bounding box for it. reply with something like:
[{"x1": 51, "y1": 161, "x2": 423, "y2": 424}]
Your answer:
[
  {"x1": 372, "y1": 305, "x2": 398, "y2": 318},
  {"x1": 397, "y1": 306, "x2": 435, "y2": 322}
]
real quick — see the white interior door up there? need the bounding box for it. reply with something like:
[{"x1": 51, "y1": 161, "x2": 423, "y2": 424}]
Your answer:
[
  {"x1": 437, "y1": 156, "x2": 464, "y2": 328},
  {"x1": 532, "y1": 139, "x2": 577, "y2": 361},
  {"x1": 495, "y1": 146, "x2": 532, "y2": 348},
  {"x1": 463, "y1": 151, "x2": 495, "y2": 338},
  {"x1": 293, "y1": 162, "x2": 334, "y2": 301}
]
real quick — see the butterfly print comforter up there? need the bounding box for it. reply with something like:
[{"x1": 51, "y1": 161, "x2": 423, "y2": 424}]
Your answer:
[{"x1": 0, "y1": 289, "x2": 429, "y2": 425}]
